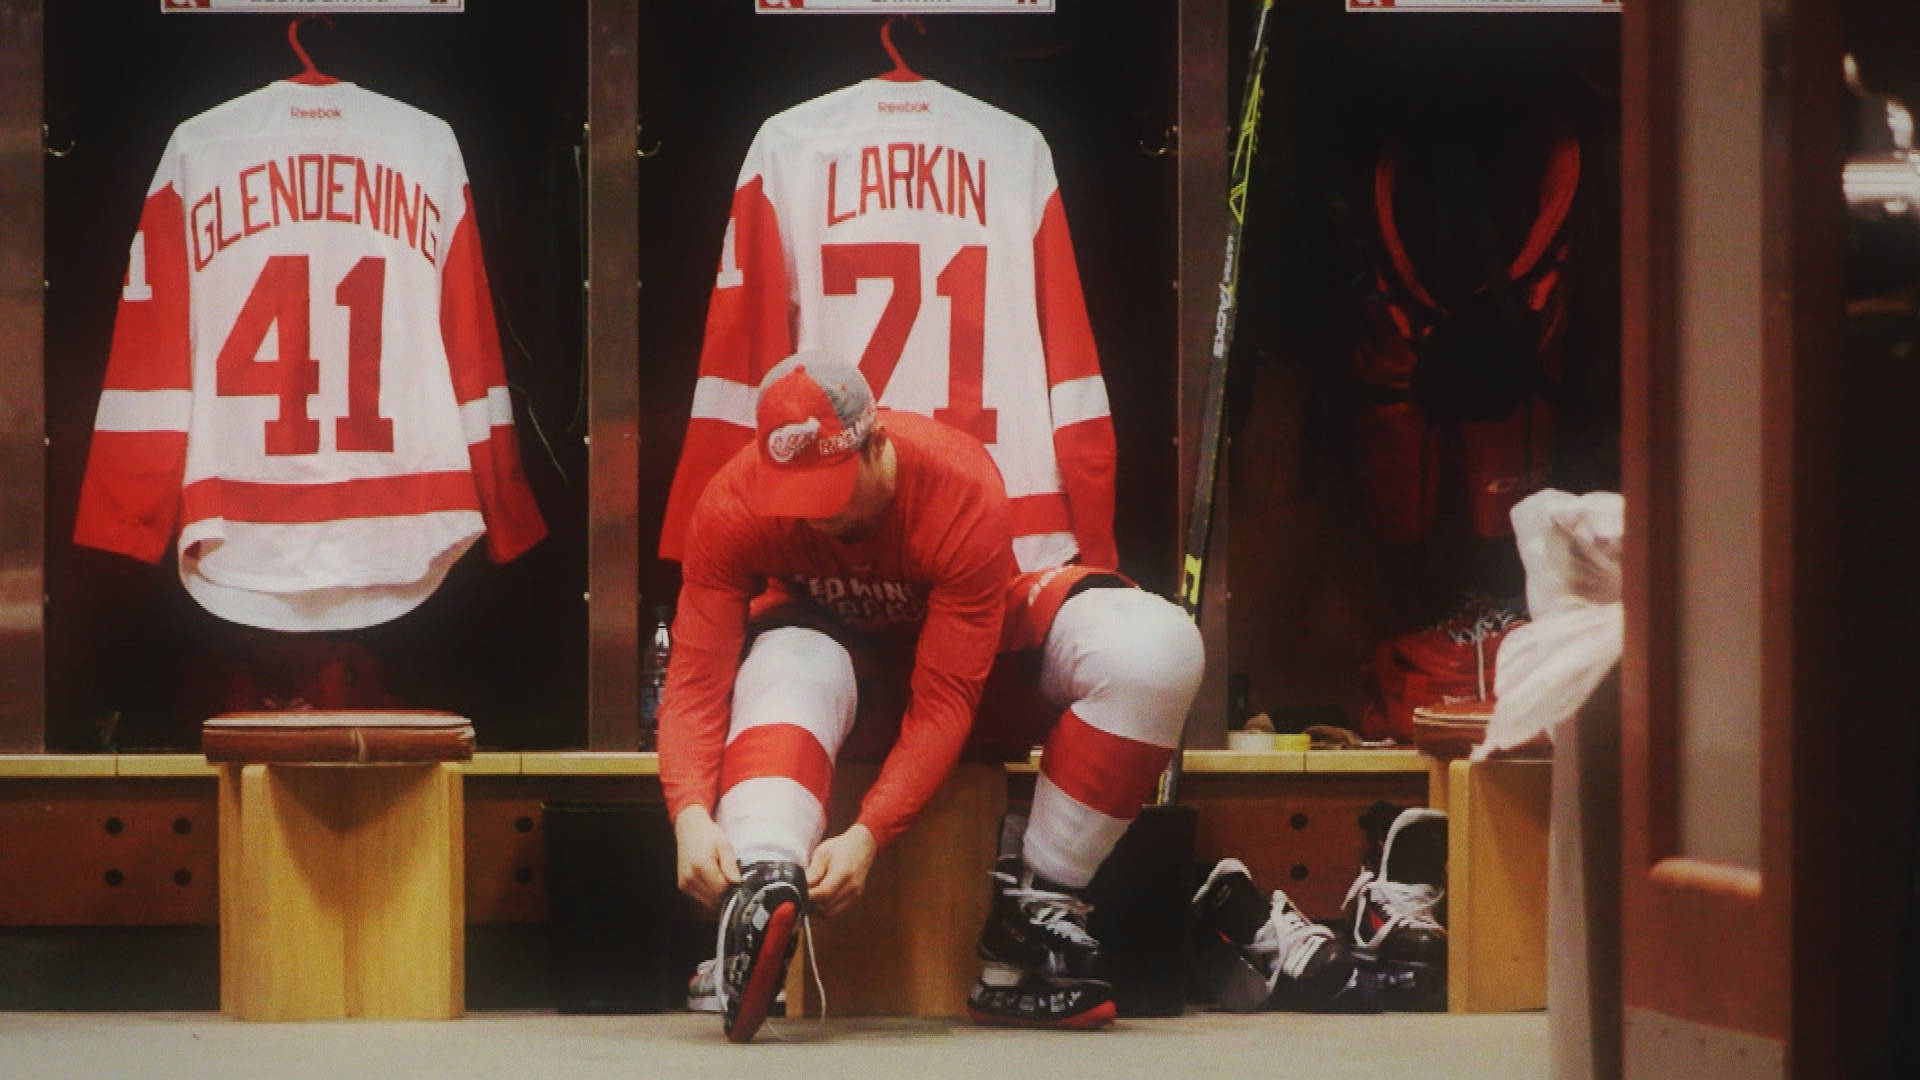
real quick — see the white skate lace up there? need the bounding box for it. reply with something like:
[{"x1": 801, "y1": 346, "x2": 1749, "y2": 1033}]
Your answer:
[
  {"x1": 1247, "y1": 890, "x2": 1337, "y2": 981},
  {"x1": 1343, "y1": 869, "x2": 1445, "y2": 950},
  {"x1": 764, "y1": 915, "x2": 829, "y2": 1042},
  {"x1": 993, "y1": 870, "x2": 1098, "y2": 946}
]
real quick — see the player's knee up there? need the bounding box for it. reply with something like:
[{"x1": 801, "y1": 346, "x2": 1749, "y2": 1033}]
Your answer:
[
  {"x1": 734, "y1": 626, "x2": 857, "y2": 731},
  {"x1": 1075, "y1": 591, "x2": 1205, "y2": 729}
]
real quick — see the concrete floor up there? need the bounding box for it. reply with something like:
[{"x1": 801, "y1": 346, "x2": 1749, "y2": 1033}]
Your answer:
[{"x1": 0, "y1": 1010, "x2": 1548, "y2": 1080}]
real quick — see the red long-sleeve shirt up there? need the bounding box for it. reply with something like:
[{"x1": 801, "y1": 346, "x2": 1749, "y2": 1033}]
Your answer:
[{"x1": 659, "y1": 412, "x2": 1014, "y2": 850}]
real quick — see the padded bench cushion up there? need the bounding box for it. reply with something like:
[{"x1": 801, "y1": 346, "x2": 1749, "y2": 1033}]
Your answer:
[
  {"x1": 204, "y1": 711, "x2": 475, "y2": 765},
  {"x1": 1411, "y1": 702, "x2": 1495, "y2": 760}
]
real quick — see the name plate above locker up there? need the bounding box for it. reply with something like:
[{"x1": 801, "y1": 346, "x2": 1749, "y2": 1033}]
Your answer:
[
  {"x1": 1347, "y1": 0, "x2": 1617, "y2": 12},
  {"x1": 161, "y1": 1, "x2": 463, "y2": 12},
  {"x1": 757, "y1": 0, "x2": 1053, "y2": 13}
]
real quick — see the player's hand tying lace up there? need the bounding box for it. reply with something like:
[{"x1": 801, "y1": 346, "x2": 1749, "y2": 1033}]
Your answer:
[
  {"x1": 674, "y1": 805, "x2": 741, "y2": 910},
  {"x1": 807, "y1": 824, "x2": 877, "y2": 916}
]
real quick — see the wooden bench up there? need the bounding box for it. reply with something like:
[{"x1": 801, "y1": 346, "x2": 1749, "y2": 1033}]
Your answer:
[
  {"x1": 783, "y1": 747, "x2": 1546, "y2": 1020},
  {"x1": 783, "y1": 762, "x2": 1008, "y2": 1018},
  {"x1": 206, "y1": 712, "x2": 473, "y2": 1022},
  {"x1": 1434, "y1": 756, "x2": 1552, "y2": 1014},
  {"x1": 2, "y1": 746, "x2": 1551, "y2": 1017}
]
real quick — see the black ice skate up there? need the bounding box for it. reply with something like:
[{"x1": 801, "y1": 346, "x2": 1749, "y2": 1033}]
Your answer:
[
  {"x1": 716, "y1": 860, "x2": 807, "y2": 1043},
  {"x1": 1192, "y1": 857, "x2": 1378, "y2": 1013},
  {"x1": 968, "y1": 856, "x2": 1117, "y2": 1030},
  {"x1": 1342, "y1": 802, "x2": 1449, "y2": 1010}
]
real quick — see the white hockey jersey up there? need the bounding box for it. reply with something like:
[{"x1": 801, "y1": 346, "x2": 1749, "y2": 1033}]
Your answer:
[
  {"x1": 659, "y1": 77, "x2": 1117, "y2": 573},
  {"x1": 74, "y1": 80, "x2": 546, "y2": 632}
]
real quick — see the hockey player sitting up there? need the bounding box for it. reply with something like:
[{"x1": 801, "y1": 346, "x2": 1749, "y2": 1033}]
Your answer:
[{"x1": 659, "y1": 353, "x2": 1204, "y2": 1041}]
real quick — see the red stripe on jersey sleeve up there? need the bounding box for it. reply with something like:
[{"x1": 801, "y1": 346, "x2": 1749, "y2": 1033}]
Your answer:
[
  {"x1": 440, "y1": 186, "x2": 548, "y2": 562},
  {"x1": 104, "y1": 187, "x2": 192, "y2": 391},
  {"x1": 1034, "y1": 191, "x2": 1118, "y2": 569},
  {"x1": 74, "y1": 188, "x2": 194, "y2": 563},
  {"x1": 659, "y1": 176, "x2": 793, "y2": 562},
  {"x1": 73, "y1": 430, "x2": 190, "y2": 564},
  {"x1": 180, "y1": 471, "x2": 481, "y2": 526},
  {"x1": 465, "y1": 430, "x2": 545, "y2": 562},
  {"x1": 1039, "y1": 708, "x2": 1175, "y2": 820},
  {"x1": 698, "y1": 176, "x2": 792, "y2": 388},
  {"x1": 659, "y1": 419, "x2": 754, "y2": 563},
  {"x1": 1008, "y1": 493, "x2": 1072, "y2": 538},
  {"x1": 1053, "y1": 418, "x2": 1118, "y2": 570},
  {"x1": 1034, "y1": 192, "x2": 1102, "y2": 386},
  {"x1": 441, "y1": 188, "x2": 507, "y2": 407}
]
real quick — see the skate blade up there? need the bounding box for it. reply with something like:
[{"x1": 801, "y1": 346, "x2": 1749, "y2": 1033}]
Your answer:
[{"x1": 724, "y1": 904, "x2": 798, "y2": 1043}]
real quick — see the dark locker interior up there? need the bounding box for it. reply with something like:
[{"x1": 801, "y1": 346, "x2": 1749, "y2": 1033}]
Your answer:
[
  {"x1": 41, "y1": 1, "x2": 590, "y2": 751},
  {"x1": 1223, "y1": 0, "x2": 1622, "y2": 732}
]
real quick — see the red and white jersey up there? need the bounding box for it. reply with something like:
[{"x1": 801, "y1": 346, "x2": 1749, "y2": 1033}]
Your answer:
[
  {"x1": 660, "y1": 78, "x2": 1117, "y2": 573},
  {"x1": 74, "y1": 80, "x2": 546, "y2": 632}
]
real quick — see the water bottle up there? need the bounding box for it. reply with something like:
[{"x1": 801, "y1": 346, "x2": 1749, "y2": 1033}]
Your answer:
[{"x1": 640, "y1": 606, "x2": 671, "y2": 751}]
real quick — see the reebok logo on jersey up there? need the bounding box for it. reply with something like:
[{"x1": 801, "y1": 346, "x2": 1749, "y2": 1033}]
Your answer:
[
  {"x1": 879, "y1": 102, "x2": 930, "y2": 114},
  {"x1": 766, "y1": 419, "x2": 821, "y2": 463},
  {"x1": 290, "y1": 106, "x2": 343, "y2": 120}
]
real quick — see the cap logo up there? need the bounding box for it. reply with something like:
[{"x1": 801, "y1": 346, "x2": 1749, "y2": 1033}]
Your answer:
[
  {"x1": 767, "y1": 418, "x2": 822, "y2": 463},
  {"x1": 816, "y1": 405, "x2": 875, "y2": 456}
]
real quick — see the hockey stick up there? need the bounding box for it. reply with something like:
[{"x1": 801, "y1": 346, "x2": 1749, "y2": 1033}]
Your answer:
[
  {"x1": 1160, "y1": 0, "x2": 1279, "y2": 805},
  {"x1": 1088, "y1": 6, "x2": 1283, "y2": 1013}
]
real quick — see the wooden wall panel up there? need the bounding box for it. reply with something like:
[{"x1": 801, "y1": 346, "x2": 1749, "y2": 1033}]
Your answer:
[
  {"x1": 462, "y1": 775, "x2": 664, "y2": 925},
  {"x1": 0, "y1": 780, "x2": 218, "y2": 926},
  {"x1": 1186, "y1": 773, "x2": 1428, "y2": 922},
  {"x1": 462, "y1": 793, "x2": 549, "y2": 925},
  {"x1": 0, "y1": 0, "x2": 45, "y2": 752},
  {"x1": 586, "y1": 0, "x2": 641, "y2": 750}
]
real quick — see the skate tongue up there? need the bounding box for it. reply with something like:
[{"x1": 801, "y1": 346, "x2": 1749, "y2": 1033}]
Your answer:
[
  {"x1": 1357, "y1": 801, "x2": 1405, "y2": 870},
  {"x1": 1381, "y1": 809, "x2": 1448, "y2": 890},
  {"x1": 1195, "y1": 861, "x2": 1270, "y2": 947},
  {"x1": 1251, "y1": 890, "x2": 1335, "y2": 981}
]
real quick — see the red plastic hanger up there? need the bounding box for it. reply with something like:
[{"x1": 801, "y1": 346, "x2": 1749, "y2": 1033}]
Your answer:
[
  {"x1": 878, "y1": 16, "x2": 925, "y2": 83},
  {"x1": 287, "y1": 15, "x2": 339, "y2": 86}
]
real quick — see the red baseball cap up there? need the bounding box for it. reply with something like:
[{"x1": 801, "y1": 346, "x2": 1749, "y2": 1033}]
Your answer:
[{"x1": 750, "y1": 352, "x2": 878, "y2": 519}]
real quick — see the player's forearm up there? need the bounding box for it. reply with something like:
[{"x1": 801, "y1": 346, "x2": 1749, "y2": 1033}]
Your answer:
[
  {"x1": 657, "y1": 642, "x2": 739, "y2": 820},
  {"x1": 853, "y1": 628, "x2": 993, "y2": 847},
  {"x1": 854, "y1": 692, "x2": 974, "y2": 849}
]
